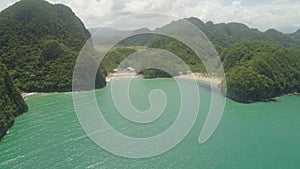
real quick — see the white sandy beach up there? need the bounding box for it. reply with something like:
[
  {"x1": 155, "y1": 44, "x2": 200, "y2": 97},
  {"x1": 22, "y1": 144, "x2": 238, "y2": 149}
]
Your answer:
[
  {"x1": 106, "y1": 72, "x2": 223, "y2": 85},
  {"x1": 175, "y1": 73, "x2": 222, "y2": 85},
  {"x1": 21, "y1": 92, "x2": 38, "y2": 100}
]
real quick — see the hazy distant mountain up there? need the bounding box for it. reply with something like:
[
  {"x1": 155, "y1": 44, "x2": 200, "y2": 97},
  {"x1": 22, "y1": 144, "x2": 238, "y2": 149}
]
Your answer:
[
  {"x1": 89, "y1": 27, "x2": 152, "y2": 46},
  {"x1": 89, "y1": 27, "x2": 132, "y2": 37},
  {"x1": 90, "y1": 17, "x2": 300, "y2": 50},
  {"x1": 289, "y1": 29, "x2": 300, "y2": 41}
]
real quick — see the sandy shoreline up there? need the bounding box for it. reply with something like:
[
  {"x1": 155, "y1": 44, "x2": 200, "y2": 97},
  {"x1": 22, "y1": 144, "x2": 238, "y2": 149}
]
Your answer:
[
  {"x1": 21, "y1": 92, "x2": 39, "y2": 100},
  {"x1": 106, "y1": 72, "x2": 140, "y2": 82},
  {"x1": 22, "y1": 73, "x2": 222, "y2": 99},
  {"x1": 175, "y1": 73, "x2": 222, "y2": 85},
  {"x1": 106, "y1": 72, "x2": 223, "y2": 85}
]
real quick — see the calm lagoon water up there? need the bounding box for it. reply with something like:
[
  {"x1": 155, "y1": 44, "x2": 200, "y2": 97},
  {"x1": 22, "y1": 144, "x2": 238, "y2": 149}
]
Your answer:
[{"x1": 0, "y1": 78, "x2": 299, "y2": 168}]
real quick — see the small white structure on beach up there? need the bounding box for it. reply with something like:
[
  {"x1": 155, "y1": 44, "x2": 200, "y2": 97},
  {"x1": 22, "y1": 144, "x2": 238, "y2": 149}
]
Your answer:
[
  {"x1": 113, "y1": 69, "x2": 119, "y2": 72},
  {"x1": 125, "y1": 67, "x2": 135, "y2": 72}
]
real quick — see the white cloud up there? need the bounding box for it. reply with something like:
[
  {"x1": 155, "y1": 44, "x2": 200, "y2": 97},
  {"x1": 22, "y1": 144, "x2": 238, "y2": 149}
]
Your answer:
[
  {"x1": 0, "y1": 0, "x2": 300, "y2": 33},
  {"x1": 232, "y1": 0, "x2": 241, "y2": 6}
]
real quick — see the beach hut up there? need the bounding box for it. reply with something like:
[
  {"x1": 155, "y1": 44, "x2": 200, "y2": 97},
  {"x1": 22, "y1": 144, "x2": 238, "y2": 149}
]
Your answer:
[{"x1": 126, "y1": 67, "x2": 135, "y2": 72}]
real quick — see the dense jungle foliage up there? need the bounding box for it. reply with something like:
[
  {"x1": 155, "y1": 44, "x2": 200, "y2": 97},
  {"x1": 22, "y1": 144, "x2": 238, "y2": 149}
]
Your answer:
[{"x1": 0, "y1": 0, "x2": 106, "y2": 92}]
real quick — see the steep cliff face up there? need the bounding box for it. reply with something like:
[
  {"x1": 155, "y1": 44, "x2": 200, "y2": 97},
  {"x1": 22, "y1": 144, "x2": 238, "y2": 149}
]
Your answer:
[{"x1": 0, "y1": 64, "x2": 27, "y2": 140}]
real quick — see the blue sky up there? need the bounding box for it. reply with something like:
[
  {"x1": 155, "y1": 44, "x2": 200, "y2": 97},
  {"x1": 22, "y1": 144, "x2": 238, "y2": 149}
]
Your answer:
[{"x1": 1, "y1": 0, "x2": 300, "y2": 33}]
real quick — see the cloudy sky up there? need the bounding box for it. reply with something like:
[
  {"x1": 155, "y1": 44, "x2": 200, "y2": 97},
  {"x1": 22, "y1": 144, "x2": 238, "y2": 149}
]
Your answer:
[{"x1": 1, "y1": 0, "x2": 300, "y2": 33}]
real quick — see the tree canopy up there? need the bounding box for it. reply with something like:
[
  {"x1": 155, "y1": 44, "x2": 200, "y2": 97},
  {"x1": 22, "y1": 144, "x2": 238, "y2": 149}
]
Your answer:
[
  {"x1": 100, "y1": 18, "x2": 300, "y2": 102},
  {"x1": 0, "y1": 0, "x2": 106, "y2": 92},
  {"x1": 221, "y1": 41, "x2": 300, "y2": 102},
  {"x1": 0, "y1": 63, "x2": 27, "y2": 139}
]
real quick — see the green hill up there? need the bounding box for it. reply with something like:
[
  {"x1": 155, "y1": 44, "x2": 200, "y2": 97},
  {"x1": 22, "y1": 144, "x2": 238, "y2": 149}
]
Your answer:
[
  {"x1": 169, "y1": 17, "x2": 300, "y2": 51},
  {"x1": 110, "y1": 17, "x2": 300, "y2": 51},
  {"x1": 221, "y1": 41, "x2": 300, "y2": 102},
  {"x1": 0, "y1": 0, "x2": 106, "y2": 92},
  {"x1": 146, "y1": 18, "x2": 300, "y2": 102},
  {"x1": 100, "y1": 17, "x2": 300, "y2": 103},
  {"x1": 0, "y1": 64, "x2": 27, "y2": 140}
]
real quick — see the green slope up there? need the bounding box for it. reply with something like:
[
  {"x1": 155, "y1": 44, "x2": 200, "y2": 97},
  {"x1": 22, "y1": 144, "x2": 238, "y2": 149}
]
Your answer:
[
  {"x1": 0, "y1": 0, "x2": 106, "y2": 92},
  {"x1": 221, "y1": 41, "x2": 300, "y2": 102},
  {"x1": 0, "y1": 64, "x2": 27, "y2": 140}
]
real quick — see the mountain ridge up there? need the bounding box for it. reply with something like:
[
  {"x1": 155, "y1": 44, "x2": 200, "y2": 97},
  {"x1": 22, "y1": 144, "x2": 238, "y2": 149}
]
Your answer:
[{"x1": 89, "y1": 17, "x2": 300, "y2": 49}]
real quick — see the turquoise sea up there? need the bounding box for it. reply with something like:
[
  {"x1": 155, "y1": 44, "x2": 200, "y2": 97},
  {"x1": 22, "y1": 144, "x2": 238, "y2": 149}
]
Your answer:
[{"x1": 0, "y1": 78, "x2": 299, "y2": 168}]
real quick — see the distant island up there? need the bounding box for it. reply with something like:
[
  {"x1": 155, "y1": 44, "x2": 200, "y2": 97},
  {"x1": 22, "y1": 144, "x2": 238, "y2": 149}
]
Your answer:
[{"x1": 0, "y1": 0, "x2": 300, "y2": 139}]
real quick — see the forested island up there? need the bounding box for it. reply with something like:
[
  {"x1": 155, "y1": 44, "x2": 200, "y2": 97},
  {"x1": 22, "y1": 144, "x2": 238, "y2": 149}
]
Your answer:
[
  {"x1": 100, "y1": 17, "x2": 300, "y2": 103},
  {"x1": 0, "y1": 0, "x2": 299, "y2": 139},
  {"x1": 0, "y1": 0, "x2": 107, "y2": 139}
]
